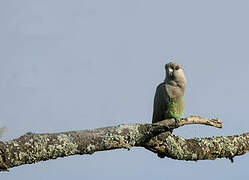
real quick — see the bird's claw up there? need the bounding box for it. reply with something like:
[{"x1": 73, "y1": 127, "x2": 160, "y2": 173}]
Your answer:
[{"x1": 174, "y1": 118, "x2": 181, "y2": 127}]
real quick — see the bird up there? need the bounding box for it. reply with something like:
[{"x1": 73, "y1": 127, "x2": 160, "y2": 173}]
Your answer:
[{"x1": 152, "y1": 62, "x2": 187, "y2": 124}]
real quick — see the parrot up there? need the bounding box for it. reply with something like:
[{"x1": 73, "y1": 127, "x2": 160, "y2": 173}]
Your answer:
[{"x1": 152, "y1": 62, "x2": 187, "y2": 124}]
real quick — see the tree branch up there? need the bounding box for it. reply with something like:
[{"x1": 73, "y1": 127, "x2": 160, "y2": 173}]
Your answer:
[
  {"x1": 154, "y1": 116, "x2": 222, "y2": 128},
  {"x1": 0, "y1": 116, "x2": 247, "y2": 172}
]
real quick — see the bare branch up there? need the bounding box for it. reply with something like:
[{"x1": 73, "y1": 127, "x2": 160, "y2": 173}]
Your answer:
[
  {"x1": 154, "y1": 116, "x2": 222, "y2": 129},
  {"x1": 0, "y1": 116, "x2": 247, "y2": 172}
]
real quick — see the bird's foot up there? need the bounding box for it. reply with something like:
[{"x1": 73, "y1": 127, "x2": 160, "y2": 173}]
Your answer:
[{"x1": 174, "y1": 118, "x2": 181, "y2": 127}]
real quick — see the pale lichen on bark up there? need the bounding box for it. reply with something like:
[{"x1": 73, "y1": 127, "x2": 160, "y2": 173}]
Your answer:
[
  {"x1": 0, "y1": 132, "x2": 81, "y2": 169},
  {"x1": 145, "y1": 132, "x2": 249, "y2": 161},
  {"x1": 0, "y1": 116, "x2": 248, "y2": 171}
]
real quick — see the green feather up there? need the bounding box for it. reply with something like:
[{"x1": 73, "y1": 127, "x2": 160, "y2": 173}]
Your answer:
[{"x1": 167, "y1": 97, "x2": 185, "y2": 118}]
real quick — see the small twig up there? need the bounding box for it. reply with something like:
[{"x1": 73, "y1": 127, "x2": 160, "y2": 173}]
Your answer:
[
  {"x1": 0, "y1": 127, "x2": 7, "y2": 139},
  {"x1": 154, "y1": 116, "x2": 222, "y2": 129},
  {"x1": 180, "y1": 116, "x2": 222, "y2": 128}
]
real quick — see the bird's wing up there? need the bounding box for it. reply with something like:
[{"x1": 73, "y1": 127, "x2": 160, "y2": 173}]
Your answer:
[{"x1": 152, "y1": 83, "x2": 169, "y2": 123}]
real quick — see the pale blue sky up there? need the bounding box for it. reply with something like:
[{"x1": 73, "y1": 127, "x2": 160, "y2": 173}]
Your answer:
[{"x1": 1, "y1": 0, "x2": 249, "y2": 179}]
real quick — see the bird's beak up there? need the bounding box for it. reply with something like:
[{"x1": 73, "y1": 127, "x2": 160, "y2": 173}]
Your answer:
[{"x1": 168, "y1": 67, "x2": 173, "y2": 78}]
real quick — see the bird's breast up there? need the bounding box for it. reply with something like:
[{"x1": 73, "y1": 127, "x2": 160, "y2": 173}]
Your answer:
[{"x1": 167, "y1": 97, "x2": 185, "y2": 118}]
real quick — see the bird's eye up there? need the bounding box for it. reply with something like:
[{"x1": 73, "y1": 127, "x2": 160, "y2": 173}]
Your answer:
[{"x1": 175, "y1": 65, "x2": 179, "y2": 70}]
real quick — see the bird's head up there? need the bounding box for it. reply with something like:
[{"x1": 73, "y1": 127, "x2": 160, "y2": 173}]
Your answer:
[{"x1": 165, "y1": 62, "x2": 186, "y2": 88}]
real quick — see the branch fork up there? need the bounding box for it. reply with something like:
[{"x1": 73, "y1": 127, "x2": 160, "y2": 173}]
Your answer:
[{"x1": 1, "y1": 116, "x2": 249, "y2": 172}]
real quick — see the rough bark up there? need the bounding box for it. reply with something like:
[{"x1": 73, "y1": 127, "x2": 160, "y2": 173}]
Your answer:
[{"x1": 0, "y1": 116, "x2": 248, "y2": 172}]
